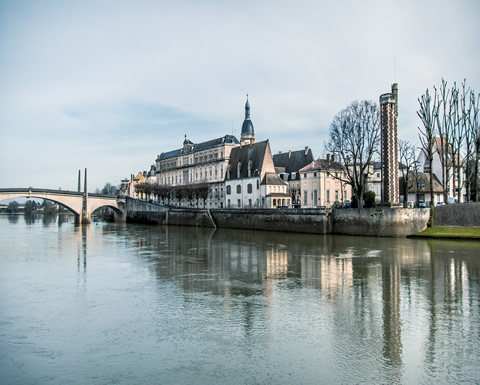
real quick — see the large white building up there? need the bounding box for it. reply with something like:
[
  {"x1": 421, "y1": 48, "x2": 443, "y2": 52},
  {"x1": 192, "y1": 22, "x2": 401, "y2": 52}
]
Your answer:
[{"x1": 154, "y1": 134, "x2": 239, "y2": 208}]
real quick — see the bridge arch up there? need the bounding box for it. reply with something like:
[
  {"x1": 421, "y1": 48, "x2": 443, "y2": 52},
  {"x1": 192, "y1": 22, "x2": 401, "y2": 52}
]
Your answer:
[{"x1": 0, "y1": 189, "x2": 124, "y2": 224}]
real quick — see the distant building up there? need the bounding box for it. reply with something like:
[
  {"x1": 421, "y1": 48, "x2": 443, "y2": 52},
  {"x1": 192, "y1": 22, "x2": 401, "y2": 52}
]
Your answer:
[
  {"x1": 121, "y1": 172, "x2": 147, "y2": 198},
  {"x1": 299, "y1": 155, "x2": 352, "y2": 208},
  {"x1": 225, "y1": 140, "x2": 290, "y2": 208},
  {"x1": 400, "y1": 173, "x2": 444, "y2": 207},
  {"x1": 380, "y1": 83, "x2": 399, "y2": 204},
  {"x1": 273, "y1": 147, "x2": 315, "y2": 205},
  {"x1": 416, "y1": 137, "x2": 466, "y2": 202}
]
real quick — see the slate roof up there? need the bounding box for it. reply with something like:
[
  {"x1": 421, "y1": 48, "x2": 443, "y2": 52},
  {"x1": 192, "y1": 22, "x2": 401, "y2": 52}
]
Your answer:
[
  {"x1": 227, "y1": 140, "x2": 281, "y2": 184},
  {"x1": 299, "y1": 158, "x2": 345, "y2": 172},
  {"x1": 273, "y1": 148, "x2": 314, "y2": 177},
  {"x1": 156, "y1": 135, "x2": 239, "y2": 161}
]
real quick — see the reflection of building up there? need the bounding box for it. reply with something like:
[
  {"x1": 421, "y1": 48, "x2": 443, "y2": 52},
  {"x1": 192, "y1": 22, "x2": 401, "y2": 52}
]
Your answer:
[
  {"x1": 273, "y1": 147, "x2": 315, "y2": 206},
  {"x1": 380, "y1": 83, "x2": 399, "y2": 204},
  {"x1": 299, "y1": 155, "x2": 352, "y2": 207}
]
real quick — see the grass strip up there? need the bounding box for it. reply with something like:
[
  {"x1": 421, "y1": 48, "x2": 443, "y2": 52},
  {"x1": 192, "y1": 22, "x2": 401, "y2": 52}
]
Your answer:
[{"x1": 411, "y1": 226, "x2": 480, "y2": 239}]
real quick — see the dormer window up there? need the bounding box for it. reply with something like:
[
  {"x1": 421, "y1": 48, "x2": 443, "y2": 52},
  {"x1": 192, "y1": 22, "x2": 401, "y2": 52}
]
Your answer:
[
  {"x1": 248, "y1": 160, "x2": 253, "y2": 177},
  {"x1": 237, "y1": 162, "x2": 242, "y2": 179}
]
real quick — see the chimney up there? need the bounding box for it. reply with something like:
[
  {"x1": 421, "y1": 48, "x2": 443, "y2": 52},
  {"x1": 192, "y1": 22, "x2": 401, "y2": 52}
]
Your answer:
[
  {"x1": 289, "y1": 150, "x2": 292, "y2": 158},
  {"x1": 305, "y1": 146, "x2": 309, "y2": 155},
  {"x1": 331, "y1": 154, "x2": 335, "y2": 162},
  {"x1": 327, "y1": 154, "x2": 330, "y2": 162}
]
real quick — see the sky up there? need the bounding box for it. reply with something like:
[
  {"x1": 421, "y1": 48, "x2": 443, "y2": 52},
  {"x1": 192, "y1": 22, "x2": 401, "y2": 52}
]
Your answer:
[{"x1": 1, "y1": 0, "x2": 479, "y2": 192}]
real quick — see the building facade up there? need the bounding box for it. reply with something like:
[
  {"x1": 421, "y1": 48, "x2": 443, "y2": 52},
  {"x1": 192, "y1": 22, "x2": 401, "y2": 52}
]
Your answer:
[
  {"x1": 416, "y1": 137, "x2": 466, "y2": 202},
  {"x1": 273, "y1": 147, "x2": 315, "y2": 206},
  {"x1": 225, "y1": 140, "x2": 290, "y2": 208},
  {"x1": 155, "y1": 134, "x2": 240, "y2": 208},
  {"x1": 299, "y1": 156, "x2": 352, "y2": 208}
]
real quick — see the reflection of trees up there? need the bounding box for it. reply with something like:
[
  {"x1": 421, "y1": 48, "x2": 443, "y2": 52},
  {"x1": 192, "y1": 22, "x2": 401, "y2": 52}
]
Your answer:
[{"x1": 110, "y1": 224, "x2": 480, "y2": 381}]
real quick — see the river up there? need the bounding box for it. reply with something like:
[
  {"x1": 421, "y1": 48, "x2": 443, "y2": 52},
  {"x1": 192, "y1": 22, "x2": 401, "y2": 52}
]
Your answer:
[{"x1": 1, "y1": 214, "x2": 479, "y2": 384}]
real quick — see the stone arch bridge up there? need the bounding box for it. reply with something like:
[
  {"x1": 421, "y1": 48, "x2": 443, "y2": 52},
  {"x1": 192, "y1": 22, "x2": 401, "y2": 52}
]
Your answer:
[{"x1": 0, "y1": 188, "x2": 126, "y2": 224}]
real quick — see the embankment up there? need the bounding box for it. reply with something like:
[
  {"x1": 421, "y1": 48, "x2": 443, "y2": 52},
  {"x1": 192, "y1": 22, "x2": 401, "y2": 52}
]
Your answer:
[{"x1": 125, "y1": 197, "x2": 430, "y2": 237}]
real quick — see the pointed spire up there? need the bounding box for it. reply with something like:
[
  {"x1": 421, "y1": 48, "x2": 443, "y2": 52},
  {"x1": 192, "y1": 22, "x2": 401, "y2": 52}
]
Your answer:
[{"x1": 245, "y1": 94, "x2": 250, "y2": 119}]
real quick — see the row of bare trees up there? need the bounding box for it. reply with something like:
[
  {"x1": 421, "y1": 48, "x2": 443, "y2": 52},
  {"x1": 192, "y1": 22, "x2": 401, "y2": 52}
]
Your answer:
[
  {"x1": 134, "y1": 183, "x2": 210, "y2": 208},
  {"x1": 418, "y1": 79, "x2": 479, "y2": 205}
]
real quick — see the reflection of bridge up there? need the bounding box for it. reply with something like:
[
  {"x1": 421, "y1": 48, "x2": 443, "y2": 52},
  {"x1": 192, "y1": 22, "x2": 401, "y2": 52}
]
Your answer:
[{"x1": 0, "y1": 188, "x2": 126, "y2": 224}]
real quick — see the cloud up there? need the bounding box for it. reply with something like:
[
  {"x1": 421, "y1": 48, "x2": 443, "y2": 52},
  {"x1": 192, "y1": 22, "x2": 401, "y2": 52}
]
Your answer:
[{"x1": 1, "y1": 0, "x2": 479, "y2": 191}]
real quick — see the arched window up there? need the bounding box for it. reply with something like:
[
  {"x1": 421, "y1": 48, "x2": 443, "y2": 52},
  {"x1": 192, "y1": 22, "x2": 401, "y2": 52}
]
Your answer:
[
  {"x1": 247, "y1": 184, "x2": 252, "y2": 194},
  {"x1": 236, "y1": 185, "x2": 241, "y2": 194}
]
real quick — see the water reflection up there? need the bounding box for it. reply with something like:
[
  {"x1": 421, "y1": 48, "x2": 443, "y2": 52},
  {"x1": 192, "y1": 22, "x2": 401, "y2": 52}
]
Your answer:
[
  {"x1": 108, "y1": 225, "x2": 480, "y2": 380},
  {"x1": 1, "y1": 217, "x2": 479, "y2": 384}
]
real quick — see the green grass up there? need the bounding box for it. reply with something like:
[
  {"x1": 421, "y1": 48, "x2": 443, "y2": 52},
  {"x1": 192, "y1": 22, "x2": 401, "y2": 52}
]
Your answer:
[{"x1": 411, "y1": 226, "x2": 480, "y2": 239}]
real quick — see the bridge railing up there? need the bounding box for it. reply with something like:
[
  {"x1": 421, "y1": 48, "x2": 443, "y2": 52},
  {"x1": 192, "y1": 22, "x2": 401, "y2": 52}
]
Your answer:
[{"x1": 0, "y1": 188, "x2": 119, "y2": 199}]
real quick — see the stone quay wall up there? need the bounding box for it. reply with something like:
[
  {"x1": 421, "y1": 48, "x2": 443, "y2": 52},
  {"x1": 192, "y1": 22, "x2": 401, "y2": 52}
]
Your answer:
[
  {"x1": 125, "y1": 197, "x2": 430, "y2": 237},
  {"x1": 331, "y1": 207, "x2": 430, "y2": 237},
  {"x1": 210, "y1": 208, "x2": 330, "y2": 234},
  {"x1": 434, "y1": 202, "x2": 480, "y2": 227}
]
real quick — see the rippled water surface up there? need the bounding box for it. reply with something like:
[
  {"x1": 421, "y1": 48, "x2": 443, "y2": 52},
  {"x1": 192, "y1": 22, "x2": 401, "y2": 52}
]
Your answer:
[{"x1": 1, "y1": 214, "x2": 479, "y2": 384}]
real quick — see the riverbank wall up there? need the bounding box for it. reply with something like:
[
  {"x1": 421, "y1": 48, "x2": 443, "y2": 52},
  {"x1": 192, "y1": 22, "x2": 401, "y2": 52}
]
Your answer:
[
  {"x1": 434, "y1": 202, "x2": 480, "y2": 227},
  {"x1": 331, "y1": 207, "x2": 430, "y2": 237},
  {"x1": 125, "y1": 197, "x2": 429, "y2": 237}
]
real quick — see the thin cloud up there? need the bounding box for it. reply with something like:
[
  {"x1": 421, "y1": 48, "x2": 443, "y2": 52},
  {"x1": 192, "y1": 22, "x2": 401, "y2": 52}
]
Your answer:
[{"x1": 0, "y1": 0, "x2": 479, "y2": 191}]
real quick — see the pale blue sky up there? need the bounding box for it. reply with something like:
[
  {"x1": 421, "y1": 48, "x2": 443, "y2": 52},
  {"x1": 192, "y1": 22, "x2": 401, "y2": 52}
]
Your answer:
[{"x1": 1, "y1": 0, "x2": 479, "y2": 191}]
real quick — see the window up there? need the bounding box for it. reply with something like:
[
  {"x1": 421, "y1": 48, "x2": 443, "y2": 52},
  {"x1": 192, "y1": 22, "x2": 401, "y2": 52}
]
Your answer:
[
  {"x1": 304, "y1": 191, "x2": 308, "y2": 205},
  {"x1": 273, "y1": 199, "x2": 277, "y2": 207},
  {"x1": 227, "y1": 199, "x2": 231, "y2": 208},
  {"x1": 237, "y1": 199, "x2": 241, "y2": 207},
  {"x1": 335, "y1": 190, "x2": 339, "y2": 201},
  {"x1": 314, "y1": 172, "x2": 317, "y2": 177},
  {"x1": 248, "y1": 199, "x2": 252, "y2": 207},
  {"x1": 226, "y1": 185, "x2": 231, "y2": 195},
  {"x1": 327, "y1": 190, "x2": 330, "y2": 203},
  {"x1": 313, "y1": 190, "x2": 317, "y2": 206},
  {"x1": 236, "y1": 185, "x2": 241, "y2": 194},
  {"x1": 247, "y1": 184, "x2": 252, "y2": 193},
  {"x1": 257, "y1": 179, "x2": 260, "y2": 189}
]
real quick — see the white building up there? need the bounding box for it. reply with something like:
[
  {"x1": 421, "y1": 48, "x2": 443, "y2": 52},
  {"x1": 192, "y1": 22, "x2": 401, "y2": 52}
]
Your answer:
[
  {"x1": 225, "y1": 140, "x2": 290, "y2": 208},
  {"x1": 154, "y1": 134, "x2": 240, "y2": 208}
]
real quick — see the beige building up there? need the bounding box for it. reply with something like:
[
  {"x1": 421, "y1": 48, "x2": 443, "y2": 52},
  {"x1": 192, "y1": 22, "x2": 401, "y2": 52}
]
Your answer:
[
  {"x1": 155, "y1": 134, "x2": 240, "y2": 208},
  {"x1": 299, "y1": 156, "x2": 352, "y2": 208},
  {"x1": 273, "y1": 147, "x2": 315, "y2": 206},
  {"x1": 121, "y1": 172, "x2": 147, "y2": 199}
]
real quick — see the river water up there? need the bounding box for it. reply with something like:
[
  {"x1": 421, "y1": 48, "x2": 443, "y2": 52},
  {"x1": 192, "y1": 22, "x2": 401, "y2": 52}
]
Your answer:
[{"x1": 0, "y1": 214, "x2": 479, "y2": 385}]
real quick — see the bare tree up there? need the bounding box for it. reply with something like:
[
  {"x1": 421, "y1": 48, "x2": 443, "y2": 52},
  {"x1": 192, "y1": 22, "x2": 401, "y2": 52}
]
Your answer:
[
  {"x1": 435, "y1": 79, "x2": 454, "y2": 203},
  {"x1": 398, "y1": 139, "x2": 417, "y2": 208},
  {"x1": 325, "y1": 100, "x2": 380, "y2": 206},
  {"x1": 417, "y1": 88, "x2": 439, "y2": 206}
]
